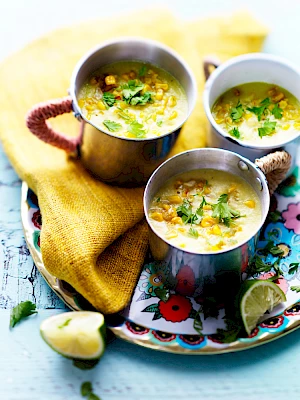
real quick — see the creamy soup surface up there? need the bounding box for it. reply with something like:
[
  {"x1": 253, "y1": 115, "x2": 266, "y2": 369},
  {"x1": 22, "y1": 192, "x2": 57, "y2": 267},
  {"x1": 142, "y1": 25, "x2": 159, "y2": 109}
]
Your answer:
[
  {"x1": 149, "y1": 169, "x2": 262, "y2": 253},
  {"x1": 77, "y1": 61, "x2": 188, "y2": 139},
  {"x1": 212, "y1": 82, "x2": 300, "y2": 145}
]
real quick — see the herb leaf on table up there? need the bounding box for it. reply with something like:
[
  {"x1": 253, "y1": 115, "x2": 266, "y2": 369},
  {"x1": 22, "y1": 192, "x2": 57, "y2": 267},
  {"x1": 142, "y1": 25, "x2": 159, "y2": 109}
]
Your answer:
[{"x1": 10, "y1": 300, "x2": 37, "y2": 328}]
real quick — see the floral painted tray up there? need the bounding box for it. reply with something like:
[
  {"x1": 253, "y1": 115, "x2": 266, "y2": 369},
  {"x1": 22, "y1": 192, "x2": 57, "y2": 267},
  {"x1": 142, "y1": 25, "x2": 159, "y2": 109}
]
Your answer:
[{"x1": 21, "y1": 164, "x2": 300, "y2": 354}]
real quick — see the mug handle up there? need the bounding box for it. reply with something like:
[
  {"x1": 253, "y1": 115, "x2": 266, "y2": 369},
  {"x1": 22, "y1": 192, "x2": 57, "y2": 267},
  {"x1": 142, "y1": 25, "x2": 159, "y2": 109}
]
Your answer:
[
  {"x1": 255, "y1": 150, "x2": 292, "y2": 195},
  {"x1": 203, "y1": 56, "x2": 221, "y2": 80},
  {"x1": 26, "y1": 96, "x2": 82, "y2": 153}
]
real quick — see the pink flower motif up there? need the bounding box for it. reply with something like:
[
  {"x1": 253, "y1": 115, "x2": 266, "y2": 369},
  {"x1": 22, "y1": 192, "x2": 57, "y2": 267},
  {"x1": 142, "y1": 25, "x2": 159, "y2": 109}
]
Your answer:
[
  {"x1": 282, "y1": 202, "x2": 300, "y2": 234},
  {"x1": 258, "y1": 272, "x2": 289, "y2": 294}
]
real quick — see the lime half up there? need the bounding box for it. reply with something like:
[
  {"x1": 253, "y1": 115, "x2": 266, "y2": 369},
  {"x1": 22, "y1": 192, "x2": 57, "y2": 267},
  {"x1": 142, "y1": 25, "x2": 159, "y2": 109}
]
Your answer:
[
  {"x1": 240, "y1": 279, "x2": 286, "y2": 335},
  {"x1": 40, "y1": 311, "x2": 106, "y2": 360}
]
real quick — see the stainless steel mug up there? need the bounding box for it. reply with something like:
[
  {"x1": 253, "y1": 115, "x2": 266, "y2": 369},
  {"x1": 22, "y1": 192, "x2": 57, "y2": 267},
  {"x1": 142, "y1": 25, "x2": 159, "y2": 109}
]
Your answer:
[{"x1": 26, "y1": 37, "x2": 197, "y2": 186}]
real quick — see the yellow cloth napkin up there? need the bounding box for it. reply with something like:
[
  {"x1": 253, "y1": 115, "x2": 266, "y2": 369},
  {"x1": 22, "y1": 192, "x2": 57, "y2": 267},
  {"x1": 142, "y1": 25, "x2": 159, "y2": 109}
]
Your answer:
[{"x1": 0, "y1": 10, "x2": 267, "y2": 313}]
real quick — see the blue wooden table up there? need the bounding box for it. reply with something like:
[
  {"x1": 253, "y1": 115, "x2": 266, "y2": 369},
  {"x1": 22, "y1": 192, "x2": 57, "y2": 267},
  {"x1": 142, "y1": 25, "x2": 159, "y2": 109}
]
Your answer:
[{"x1": 1, "y1": 1, "x2": 300, "y2": 399}]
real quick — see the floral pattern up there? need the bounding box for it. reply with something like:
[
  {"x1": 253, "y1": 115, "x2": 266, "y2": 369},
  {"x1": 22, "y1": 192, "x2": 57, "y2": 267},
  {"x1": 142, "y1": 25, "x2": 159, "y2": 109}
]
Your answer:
[
  {"x1": 258, "y1": 272, "x2": 289, "y2": 294},
  {"x1": 282, "y1": 202, "x2": 300, "y2": 234},
  {"x1": 137, "y1": 262, "x2": 168, "y2": 301},
  {"x1": 32, "y1": 210, "x2": 42, "y2": 230},
  {"x1": 175, "y1": 265, "x2": 196, "y2": 296}
]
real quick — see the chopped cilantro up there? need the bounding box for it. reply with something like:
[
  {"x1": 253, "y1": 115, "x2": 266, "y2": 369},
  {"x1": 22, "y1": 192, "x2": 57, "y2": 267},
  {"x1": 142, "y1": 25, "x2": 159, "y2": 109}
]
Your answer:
[
  {"x1": 156, "y1": 120, "x2": 163, "y2": 127},
  {"x1": 188, "y1": 227, "x2": 199, "y2": 239},
  {"x1": 196, "y1": 196, "x2": 208, "y2": 217},
  {"x1": 130, "y1": 91, "x2": 152, "y2": 106},
  {"x1": 156, "y1": 197, "x2": 161, "y2": 202},
  {"x1": 289, "y1": 262, "x2": 300, "y2": 275},
  {"x1": 121, "y1": 80, "x2": 144, "y2": 104},
  {"x1": 291, "y1": 286, "x2": 300, "y2": 293},
  {"x1": 116, "y1": 107, "x2": 134, "y2": 123},
  {"x1": 10, "y1": 301, "x2": 37, "y2": 328},
  {"x1": 247, "y1": 97, "x2": 271, "y2": 121},
  {"x1": 229, "y1": 127, "x2": 241, "y2": 139},
  {"x1": 230, "y1": 100, "x2": 244, "y2": 121},
  {"x1": 176, "y1": 199, "x2": 199, "y2": 225},
  {"x1": 272, "y1": 103, "x2": 283, "y2": 119},
  {"x1": 258, "y1": 120, "x2": 277, "y2": 138},
  {"x1": 81, "y1": 382, "x2": 93, "y2": 397},
  {"x1": 103, "y1": 120, "x2": 122, "y2": 132},
  {"x1": 211, "y1": 193, "x2": 241, "y2": 227},
  {"x1": 138, "y1": 65, "x2": 147, "y2": 77},
  {"x1": 128, "y1": 120, "x2": 147, "y2": 138},
  {"x1": 102, "y1": 92, "x2": 116, "y2": 107}
]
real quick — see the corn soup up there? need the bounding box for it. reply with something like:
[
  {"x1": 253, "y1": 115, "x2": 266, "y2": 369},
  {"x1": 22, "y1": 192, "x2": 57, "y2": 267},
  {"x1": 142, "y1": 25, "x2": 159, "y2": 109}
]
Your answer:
[
  {"x1": 212, "y1": 83, "x2": 300, "y2": 145},
  {"x1": 77, "y1": 61, "x2": 188, "y2": 139},
  {"x1": 149, "y1": 169, "x2": 262, "y2": 253}
]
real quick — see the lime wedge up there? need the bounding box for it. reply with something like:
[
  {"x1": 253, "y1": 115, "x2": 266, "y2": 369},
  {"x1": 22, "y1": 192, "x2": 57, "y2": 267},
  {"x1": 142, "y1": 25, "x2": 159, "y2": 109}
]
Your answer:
[
  {"x1": 40, "y1": 311, "x2": 106, "y2": 360},
  {"x1": 240, "y1": 279, "x2": 286, "y2": 335}
]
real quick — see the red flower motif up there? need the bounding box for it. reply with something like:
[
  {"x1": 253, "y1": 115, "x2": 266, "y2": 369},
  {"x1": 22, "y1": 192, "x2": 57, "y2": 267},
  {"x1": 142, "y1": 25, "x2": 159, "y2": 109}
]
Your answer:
[
  {"x1": 126, "y1": 321, "x2": 149, "y2": 335},
  {"x1": 158, "y1": 294, "x2": 192, "y2": 323},
  {"x1": 32, "y1": 210, "x2": 42, "y2": 230},
  {"x1": 284, "y1": 303, "x2": 300, "y2": 316},
  {"x1": 175, "y1": 265, "x2": 195, "y2": 296},
  {"x1": 260, "y1": 315, "x2": 284, "y2": 329},
  {"x1": 152, "y1": 330, "x2": 176, "y2": 342},
  {"x1": 258, "y1": 272, "x2": 289, "y2": 294},
  {"x1": 248, "y1": 327, "x2": 259, "y2": 338},
  {"x1": 179, "y1": 334, "x2": 205, "y2": 345}
]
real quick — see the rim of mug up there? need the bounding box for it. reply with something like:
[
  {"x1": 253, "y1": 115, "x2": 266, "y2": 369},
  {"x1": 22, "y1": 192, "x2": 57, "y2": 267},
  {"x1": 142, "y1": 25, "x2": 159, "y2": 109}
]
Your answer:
[
  {"x1": 203, "y1": 52, "x2": 300, "y2": 150},
  {"x1": 69, "y1": 37, "x2": 197, "y2": 142},
  {"x1": 143, "y1": 147, "x2": 270, "y2": 256}
]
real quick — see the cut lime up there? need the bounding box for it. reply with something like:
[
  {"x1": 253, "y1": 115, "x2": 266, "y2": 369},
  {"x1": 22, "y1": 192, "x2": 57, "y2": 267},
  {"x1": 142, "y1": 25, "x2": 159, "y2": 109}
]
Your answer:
[
  {"x1": 40, "y1": 311, "x2": 106, "y2": 360},
  {"x1": 240, "y1": 279, "x2": 286, "y2": 335}
]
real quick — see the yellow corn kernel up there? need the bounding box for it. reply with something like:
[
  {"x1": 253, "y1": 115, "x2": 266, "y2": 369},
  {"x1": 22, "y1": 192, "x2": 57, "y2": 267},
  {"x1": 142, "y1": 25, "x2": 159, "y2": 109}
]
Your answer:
[
  {"x1": 96, "y1": 101, "x2": 106, "y2": 110},
  {"x1": 122, "y1": 73, "x2": 129, "y2": 81},
  {"x1": 145, "y1": 77, "x2": 152, "y2": 85},
  {"x1": 279, "y1": 100, "x2": 287, "y2": 109},
  {"x1": 162, "y1": 204, "x2": 170, "y2": 211},
  {"x1": 149, "y1": 212, "x2": 164, "y2": 222},
  {"x1": 85, "y1": 104, "x2": 96, "y2": 111},
  {"x1": 90, "y1": 77, "x2": 98, "y2": 85},
  {"x1": 244, "y1": 200, "x2": 256, "y2": 208},
  {"x1": 157, "y1": 108, "x2": 165, "y2": 115},
  {"x1": 169, "y1": 111, "x2": 178, "y2": 120},
  {"x1": 228, "y1": 185, "x2": 237, "y2": 194},
  {"x1": 211, "y1": 225, "x2": 222, "y2": 235},
  {"x1": 178, "y1": 228, "x2": 185, "y2": 233},
  {"x1": 272, "y1": 93, "x2": 284, "y2": 103},
  {"x1": 142, "y1": 84, "x2": 152, "y2": 94},
  {"x1": 129, "y1": 112, "x2": 135, "y2": 119},
  {"x1": 294, "y1": 122, "x2": 300, "y2": 129},
  {"x1": 105, "y1": 75, "x2": 116, "y2": 85},
  {"x1": 211, "y1": 241, "x2": 225, "y2": 251},
  {"x1": 155, "y1": 83, "x2": 169, "y2": 91},
  {"x1": 201, "y1": 216, "x2": 216, "y2": 228},
  {"x1": 78, "y1": 99, "x2": 85, "y2": 108},
  {"x1": 165, "y1": 230, "x2": 178, "y2": 240},
  {"x1": 216, "y1": 118, "x2": 224, "y2": 124},
  {"x1": 179, "y1": 243, "x2": 186, "y2": 248},
  {"x1": 126, "y1": 132, "x2": 137, "y2": 138},
  {"x1": 282, "y1": 124, "x2": 290, "y2": 130},
  {"x1": 203, "y1": 204, "x2": 212, "y2": 210},
  {"x1": 237, "y1": 226, "x2": 243, "y2": 231},
  {"x1": 118, "y1": 101, "x2": 127, "y2": 110},
  {"x1": 155, "y1": 89, "x2": 164, "y2": 101},
  {"x1": 129, "y1": 71, "x2": 136, "y2": 79},
  {"x1": 152, "y1": 113, "x2": 157, "y2": 122},
  {"x1": 244, "y1": 113, "x2": 252, "y2": 121},
  {"x1": 167, "y1": 195, "x2": 182, "y2": 204},
  {"x1": 168, "y1": 96, "x2": 177, "y2": 107},
  {"x1": 171, "y1": 217, "x2": 183, "y2": 225},
  {"x1": 139, "y1": 112, "x2": 145, "y2": 119},
  {"x1": 163, "y1": 208, "x2": 177, "y2": 221},
  {"x1": 204, "y1": 187, "x2": 211, "y2": 195}
]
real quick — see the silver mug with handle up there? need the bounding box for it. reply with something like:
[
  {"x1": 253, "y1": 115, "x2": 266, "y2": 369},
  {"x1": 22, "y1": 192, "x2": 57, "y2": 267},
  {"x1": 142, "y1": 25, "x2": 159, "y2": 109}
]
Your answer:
[{"x1": 26, "y1": 37, "x2": 197, "y2": 186}]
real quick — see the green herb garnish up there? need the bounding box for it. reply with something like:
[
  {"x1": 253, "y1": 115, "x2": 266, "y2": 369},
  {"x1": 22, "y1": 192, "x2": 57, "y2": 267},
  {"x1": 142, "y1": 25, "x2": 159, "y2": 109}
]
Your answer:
[
  {"x1": 188, "y1": 227, "x2": 199, "y2": 239},
  {"x1": 272, "y1": 103, "x2": 283, "y2": 119},
  {"x1": 247, "y1": 97, "x2": 270, "y2": 121},
  {"x1": 121, "y1": 80, "x2": 144, "y2": 104},
  {"x1": 138, "y1": 65, "x2": 147, "y2": 77},
  {"x1": 102, "y1": 92, "x2": 116, "y2": 107},
  {"x1": 176, "y1": 199, "x2": 199, "y2": 225},
  {"x1": 156, "y1": 197, "x2": 161, "y2": 202},
  {"x1": 229, "y1": 127, "x2": 241, "y2": 139},
  {"x1": 230, "y1": 100, "x2": 244, "y2": 121},
  {"x1": 103, "y1": 120, "x2": 122, "y2": 132},
  {"x1": 10, "y1": 301, "x2": 37, "y2": 328},
  {"x1": 116, "y1": 107, "x2": 134, "y2": 123},
  {"x1": 291, "y1": 286, "x2": 300, "y2": 293},
  {"x1": 258, "y1": 120, "x2": 277, "y2": 138},
  {"x1": 196, "y1": 196, "x2": 208, "y2": 217},
  {"x1": 130, "y1": 91, "x2": 152, "y2": 106},
  {"x1": 156, "y1": 120, "x2": 163, "y2": 127},
  {"x1": 211, "y1": 193, "x2": 241, "y2": 227},
  {"x1": 80, "y1": 382, "x2": 101, "y2": 399},
  {"x1": 289, "y1": 262, "x2": 300, "y2": 275},
  {"x1": 128, "y1": 120, "x2": 147, "y2": 138}
]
